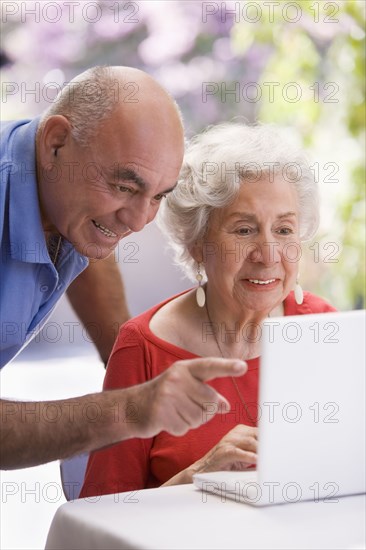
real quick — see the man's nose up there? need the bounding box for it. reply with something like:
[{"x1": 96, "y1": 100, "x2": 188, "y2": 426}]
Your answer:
[{"x1": 117, "y1": 199, "x2": 153, "y2": 233}]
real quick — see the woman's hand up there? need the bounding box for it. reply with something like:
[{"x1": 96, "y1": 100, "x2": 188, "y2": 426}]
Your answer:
[
  {"x1": 192, "y1": 424, "x2": 258, "y2": 474},
  {"x1": 163, "y1": 424, "x2": 258, "y2": 486}
]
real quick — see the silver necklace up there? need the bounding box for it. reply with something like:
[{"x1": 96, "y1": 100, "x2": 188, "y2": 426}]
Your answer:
[
  {"x1": 48, "y1": 234, "x2": 62, "y2": 266},
  {"x1": 204, "y1": 300, "x2": 257, "y2": 426}
]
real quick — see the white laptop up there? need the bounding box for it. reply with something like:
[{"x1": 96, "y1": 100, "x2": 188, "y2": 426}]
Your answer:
[{"x1": 193, "y1": 310, "x2": 366, "y2": 506}]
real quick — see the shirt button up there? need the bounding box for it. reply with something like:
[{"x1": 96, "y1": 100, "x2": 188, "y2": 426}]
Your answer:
[
  {"x1": 40, "y1": 284, "x2": 49, "y2": 292},
  {"x1": 57, "y1": 284, "x2": 63, "y2": 291}
]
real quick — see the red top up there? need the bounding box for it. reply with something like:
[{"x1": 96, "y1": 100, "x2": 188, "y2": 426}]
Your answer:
[{"x1": 80, "y1": 290, "x2": 336, "y2": 498}]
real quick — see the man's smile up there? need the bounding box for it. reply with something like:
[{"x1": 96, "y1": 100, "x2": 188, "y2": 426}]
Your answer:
[{"x1": 92, "y1": 220, "x2": 118, "y2": 238}]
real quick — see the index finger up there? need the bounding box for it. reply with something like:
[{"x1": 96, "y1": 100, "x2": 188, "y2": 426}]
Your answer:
[{"x1": 187, "y1": 357, "x2": 247, "y2": 382}]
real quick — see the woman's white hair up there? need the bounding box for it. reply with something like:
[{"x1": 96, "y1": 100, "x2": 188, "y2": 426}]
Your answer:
[
  {"x1": 157, "y1": 122, "x2": 319, "y2": 282},
  {"x1": 38, "y1": 66, "x2": 120, "y2": 146}
]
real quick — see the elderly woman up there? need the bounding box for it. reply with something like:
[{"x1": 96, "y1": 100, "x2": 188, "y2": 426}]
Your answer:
[{"x1": 80, "y1": 123, "x2": 336, "y2": 498}]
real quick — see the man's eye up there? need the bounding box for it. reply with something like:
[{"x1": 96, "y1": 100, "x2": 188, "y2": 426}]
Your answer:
[
  {"x1": 116, "y1": 185, "x2": 133, "y2": 193},
  {"x1": 154, "y1": 193, "x2": 167, "y2": 202}
]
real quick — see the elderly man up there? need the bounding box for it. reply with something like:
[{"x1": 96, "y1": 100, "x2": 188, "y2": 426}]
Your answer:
[{"x1": 0, "y1": 66, "x2": 246, "y2": 470}]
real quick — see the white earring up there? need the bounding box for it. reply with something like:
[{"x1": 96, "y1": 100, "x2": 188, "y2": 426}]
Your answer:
[
  {"x1": 195, "y1": 263, "x2": 205, "y2": 307},
  {"x1": 294, "y1": 274, "x2": 304, "y2": 305}
]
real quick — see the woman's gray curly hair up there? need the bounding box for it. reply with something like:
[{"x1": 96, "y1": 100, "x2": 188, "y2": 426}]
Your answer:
[{"x1": 157, "y1": 122, "x2": 319, "y2": 282}]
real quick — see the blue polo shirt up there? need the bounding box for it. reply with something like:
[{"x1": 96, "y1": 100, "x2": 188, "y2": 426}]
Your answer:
[{"x1": 0, "y1": 119, "x2": 89, "y2": 368}]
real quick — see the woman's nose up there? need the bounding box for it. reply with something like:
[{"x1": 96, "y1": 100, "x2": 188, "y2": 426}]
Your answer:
[{"x1": 247, "y1": 236, "x2": 281, "y2": 265}]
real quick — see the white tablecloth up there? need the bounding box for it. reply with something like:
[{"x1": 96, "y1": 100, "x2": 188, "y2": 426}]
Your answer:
[{"x1": 46, "y1": 484, "x2": 366, "y2": 550}]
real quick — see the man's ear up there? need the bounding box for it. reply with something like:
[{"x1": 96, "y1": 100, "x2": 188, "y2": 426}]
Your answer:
[{"x1": 38, "y1": 115, "x2": 72, "y2": 163}]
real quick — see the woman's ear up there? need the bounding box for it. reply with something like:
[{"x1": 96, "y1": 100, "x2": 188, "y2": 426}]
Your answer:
[{"x1": 190, "y1": 240, "x2": 204, "y2": 264}]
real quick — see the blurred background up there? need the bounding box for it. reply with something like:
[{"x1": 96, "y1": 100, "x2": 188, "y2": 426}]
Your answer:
[
  {"x1": 0, "y1": 1, "x2": 365, "y2": 548},
  {"x1": 1, "y1": 0, "x2": 365, "y2": 311}
]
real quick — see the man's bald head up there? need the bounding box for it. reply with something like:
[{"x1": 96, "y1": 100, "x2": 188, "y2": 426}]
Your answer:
[{"x1": 39, "y1": 66, "x2": 184, "y2": 147}]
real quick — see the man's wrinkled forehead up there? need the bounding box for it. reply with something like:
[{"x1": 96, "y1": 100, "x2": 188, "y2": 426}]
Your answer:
[{"x1": 104, "y1": 165, "x2": 178, "y2": 194}]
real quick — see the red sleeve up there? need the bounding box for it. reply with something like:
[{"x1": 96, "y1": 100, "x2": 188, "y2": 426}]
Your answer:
[
  {"x1": 79, "y1": 322, "x2": 154, "y2": 498},
  {"x1": 285, "y1": 291, "x2": 337, "y2": 316},
  {"x1": 303, "y1": 292, "x2": 337, "y2": 313}
]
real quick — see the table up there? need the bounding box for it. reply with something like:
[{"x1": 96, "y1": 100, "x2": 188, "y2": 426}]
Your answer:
[{"x1": 46, "y1": 484, "x2": 365, "y2": 550}]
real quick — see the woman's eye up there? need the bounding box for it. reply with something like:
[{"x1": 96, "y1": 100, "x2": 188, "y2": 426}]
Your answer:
[
  {"x1": 277, "y1": 227, "x2": 293, "y2": 235},
  {"x1": 237, "y1": 227, "x2": 252, "y2": 235}
]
